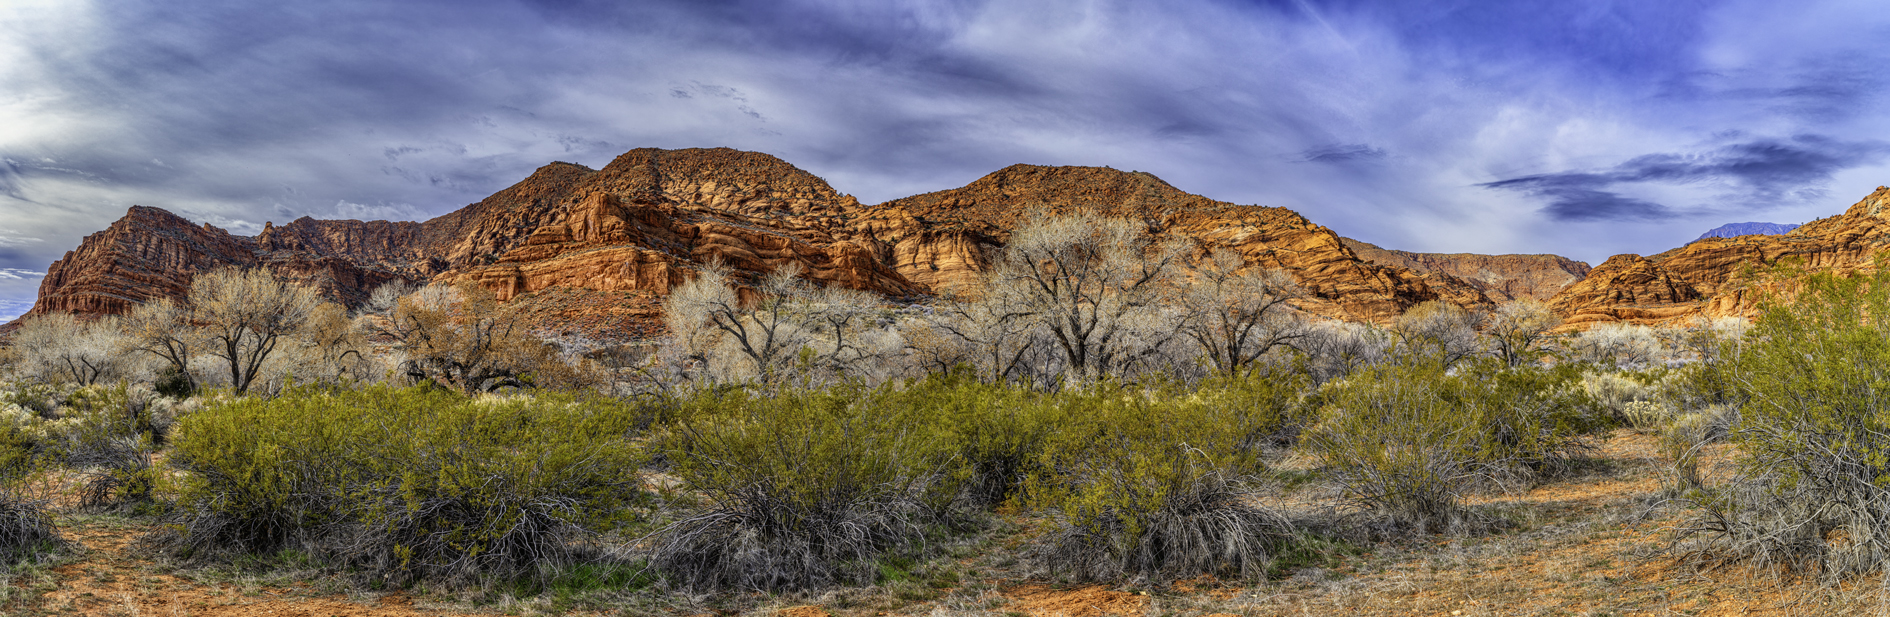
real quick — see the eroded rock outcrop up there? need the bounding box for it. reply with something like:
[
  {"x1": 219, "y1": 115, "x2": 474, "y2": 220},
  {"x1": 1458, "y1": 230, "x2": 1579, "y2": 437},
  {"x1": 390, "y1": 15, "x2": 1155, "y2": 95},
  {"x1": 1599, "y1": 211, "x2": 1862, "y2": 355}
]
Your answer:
[
  {"x1": 1342, "y1": 238, "x2": 1592, "y2": 303},
  {"x1": 29, "y1": 207, "x2": 261, "y2": 317},
  {"x1": 17, "y1": 147, "x2": 1527, "y2": 336},
  {"x1": 1548, "y1": 186, "x2": 1890, "y2": 327},
  {"x1": 858, "y1": 164, "x2": 1493, "y2": 322}
]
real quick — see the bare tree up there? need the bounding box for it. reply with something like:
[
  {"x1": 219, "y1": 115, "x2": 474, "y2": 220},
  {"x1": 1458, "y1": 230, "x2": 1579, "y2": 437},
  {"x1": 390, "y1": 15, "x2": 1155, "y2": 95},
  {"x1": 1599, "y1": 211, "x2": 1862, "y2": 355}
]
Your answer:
[
  {"x1": 662, "y1": 261, "x2": 736, "y2": 373},
  {"x1": 1668, "y1": 315, "x2": 1748, "y2": 363},
  {"x1": 189, "y1": 268, "x2": 323, "y2": 395},
  {"x1": 1176, "y1": 248, "x2": 1307, "y2": 376},
  {"x1": 365, "y1": 282, "x2": 581, "y2": 393},
  {"x1": 978, "y1": 211, "x2": 1186, "y2": 381},
  {"x1": 125, "y1": 297, "x2": 197, "y2": 390},
  {"x1": 664, "y1": 260, "x2": 894, "y2": 385},
  {"x1": 1568, "y1": 321, "x2": 1662, "y2": 368},
  {"x1": 11, "y1": 313, "x2": 133, "y2": 386},
  {"x1": 283, "y1": 302, "x2": 370, "y2": 384},
  {"x1": 917, "y1": 288, "x2": 1046, "y2": 383},
  {"x1": 1483, "y1": 299, "x2": 1562, "y2": 367},
  {"x1": 1393, "y1": 300, "x2": 1480, "y2": 366},
  {"x1": 1295, "y1": 319, "x2": 1392, "y2": 384}
]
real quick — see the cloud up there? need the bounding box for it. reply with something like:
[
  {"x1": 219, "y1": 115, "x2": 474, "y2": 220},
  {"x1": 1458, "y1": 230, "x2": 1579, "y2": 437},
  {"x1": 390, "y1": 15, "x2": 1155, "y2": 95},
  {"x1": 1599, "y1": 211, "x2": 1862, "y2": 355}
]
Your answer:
[
  {"x1": 1301, "y1": 144, "x2": 1388, "y2": 164},
  {"x1": 0, "y1": 232, "x2": 42, "y2": 248},
  {"x1": 0, "y1": 298, "x2": 32, "y2": 323},
  {"x1": 1483, "y1": 135, "x2": 1890, "y2": 221},
  {"x1": 0, "y1": 268, "x2": 43, "y2": 280},
  {"x1": 0, "y1": 0, "x2": 1888, "y2": 319}
]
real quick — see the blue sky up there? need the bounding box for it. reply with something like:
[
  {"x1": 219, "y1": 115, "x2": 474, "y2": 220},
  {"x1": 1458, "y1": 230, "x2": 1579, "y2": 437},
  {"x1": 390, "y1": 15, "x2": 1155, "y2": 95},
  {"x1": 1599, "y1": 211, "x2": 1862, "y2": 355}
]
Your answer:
[{"x1": 5, "y1": 0, "x2": 1890, "y2": 320}]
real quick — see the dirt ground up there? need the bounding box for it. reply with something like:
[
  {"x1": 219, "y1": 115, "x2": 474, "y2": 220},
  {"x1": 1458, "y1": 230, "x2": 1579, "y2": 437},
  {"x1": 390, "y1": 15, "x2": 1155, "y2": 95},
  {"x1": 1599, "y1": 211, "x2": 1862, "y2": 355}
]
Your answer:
[
  {"x1": 6, "y1": 430, "x2": 1884, "y2": 616},
  {"x1": 5, "y1": 518, "x2": 473, "y2": 617}
]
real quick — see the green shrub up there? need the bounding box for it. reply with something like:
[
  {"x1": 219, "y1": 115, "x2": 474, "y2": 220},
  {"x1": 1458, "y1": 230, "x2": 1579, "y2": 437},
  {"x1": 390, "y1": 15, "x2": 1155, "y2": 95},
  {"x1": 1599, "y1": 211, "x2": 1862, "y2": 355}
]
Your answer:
[
  {"x1": 51, "y1": 384, "x2": 161, "y2": 511},
  {"x1": 889, "y1": 369, "x2": 1061, "y2": 509},
  {"x1": 2, "y1": 382, "x2": 64, "y2": 419},
  {"x1": 1025, "y1": 371, "x2": 1303, "y2": 584},
  {"x1": 1658, "y1": 354, "x2": 1744, "y2": 416},
  {"x1": 154, "y1": 365, "x2": 195, "y2": 399},
  {"x1": 0, "y1": 412, "x2": 33, "y2": 482},
  {"x1": 1307, "y1": 359, "x2": 1605, "y2": 533},
  {"x1": 1680, "y1": 270, "x2": 1890, "y2": 579},
  {"x1": 157, "y1": 385, "x2": 649, "y2": 586},
  {"x1": 647, "y1": 383, "x2": 961, "y2": 591}
]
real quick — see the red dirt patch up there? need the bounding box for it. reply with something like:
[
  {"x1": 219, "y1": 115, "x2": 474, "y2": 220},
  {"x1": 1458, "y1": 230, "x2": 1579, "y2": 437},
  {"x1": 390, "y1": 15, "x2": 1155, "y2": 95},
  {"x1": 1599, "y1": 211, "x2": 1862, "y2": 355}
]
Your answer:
[
  {"x1": 1005, "y1": 584, "x2": 1146, "y2": 617},
  {"x1": 775, "y1": 605, "x2": 833, "y2": 617}
]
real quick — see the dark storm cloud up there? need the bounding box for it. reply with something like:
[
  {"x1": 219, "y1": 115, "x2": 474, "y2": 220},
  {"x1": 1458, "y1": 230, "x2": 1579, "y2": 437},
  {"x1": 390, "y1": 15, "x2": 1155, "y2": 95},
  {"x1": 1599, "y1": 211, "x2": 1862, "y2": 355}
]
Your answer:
[{"x1": 1485, "y1": 136, "x2": 1890, "y2": 221}]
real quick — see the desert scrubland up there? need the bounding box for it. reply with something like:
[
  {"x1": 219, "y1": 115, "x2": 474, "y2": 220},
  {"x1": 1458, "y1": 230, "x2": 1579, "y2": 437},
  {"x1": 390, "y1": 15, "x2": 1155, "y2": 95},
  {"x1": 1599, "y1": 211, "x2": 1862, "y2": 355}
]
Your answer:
[{"x1": 3, "y1": 212, "x2": 1883, "y2": 617}]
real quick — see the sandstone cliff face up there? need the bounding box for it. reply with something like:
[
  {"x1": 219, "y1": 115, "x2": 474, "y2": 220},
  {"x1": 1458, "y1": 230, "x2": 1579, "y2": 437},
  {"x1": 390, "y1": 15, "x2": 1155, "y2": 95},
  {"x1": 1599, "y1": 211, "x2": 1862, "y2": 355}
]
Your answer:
[
  {"x1": 859, "y1": 164, "x2": 1493, "y2": 322},
  {"x1": 433, "y1": 147, "x2": 919, "y2": 303},
  {"x1": 1547, "y1": 186, "x2": 1890, "y2": 327},
  {"x1": 1342, "y1": 238, "x2": 1592, "y2": 303},
  {"x1": 18, "y1": 147, "x2": 1527, "y2": 337},
  {"x1": 24, "y1": 206, "x2": 431, "y2": 321},
  {"x1": 29, "y1": 207, "x2": 261, "y2": 317}
]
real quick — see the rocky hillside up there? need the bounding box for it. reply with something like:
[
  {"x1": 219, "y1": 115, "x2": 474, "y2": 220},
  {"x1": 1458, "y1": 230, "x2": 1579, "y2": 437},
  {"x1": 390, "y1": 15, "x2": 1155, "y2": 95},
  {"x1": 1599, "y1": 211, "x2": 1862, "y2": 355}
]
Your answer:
[
  {"x1": 1342, "y1": 239, "x2": 1592, "y2": 303},
  {"x1": 15, "y1": 147, "x2": 1506, "y2": 338},
  {"x1": 1549, "y1": 186, "x2": 1890, "y2": 327}
]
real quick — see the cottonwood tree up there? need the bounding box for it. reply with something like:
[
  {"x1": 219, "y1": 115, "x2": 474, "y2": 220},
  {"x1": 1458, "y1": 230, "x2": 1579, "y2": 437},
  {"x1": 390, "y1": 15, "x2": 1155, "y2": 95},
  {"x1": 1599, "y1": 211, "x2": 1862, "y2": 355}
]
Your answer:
[
  {"x1": 125, "y1": 297, "x2": 198, "y2": 391},
  {"x1": 281, "y1": 302, "x2": 371, "y2": 384},
  {"x1": 1668, "y1": 315, "x2": 1748, "y2": 363},
  {"x1": 1295, "y1": 319, "x2": 1392, "y2": 384},
  {"x1": 1483, "y1": 299, "x2": 1562, "y2": 366},
  {"x1": 1176, "y1": 248, "x2": 1307, "y2": 376},
  {"x1": 11, "y1": 312, "x2": 133, "y2": 385},
  {"x1": 665, "y1": 260, "x2": 890, "y2": 385},
  {"x1": 366, "y1": 282, "x2": 578, "y2": 393},
  {"x1": 1393, "y1": 300, "x2": 1480, "y2": 366},
  {"x1": 915, "y1": 288, "x2": 1047, "y2": 383},
  {"x1": 1568, "y1": 321, "x2": 1662, "y2": 368},
  {"x1": 190, "y1": 268, "x2": 323, "y2": 395},
  {"x1": 978, "y1": 211, "x2": 1186, "y2": 381}
]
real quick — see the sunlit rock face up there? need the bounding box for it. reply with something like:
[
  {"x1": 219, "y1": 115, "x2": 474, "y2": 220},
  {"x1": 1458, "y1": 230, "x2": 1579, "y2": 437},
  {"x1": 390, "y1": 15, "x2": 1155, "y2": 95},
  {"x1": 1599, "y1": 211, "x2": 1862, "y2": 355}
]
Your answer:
[
  {"x1": 18, "y1": 146, "x2": 1556, "y2": 337},
  {"x1": 1549, "y1": 187, "x2": 1890, "y2": 328}
]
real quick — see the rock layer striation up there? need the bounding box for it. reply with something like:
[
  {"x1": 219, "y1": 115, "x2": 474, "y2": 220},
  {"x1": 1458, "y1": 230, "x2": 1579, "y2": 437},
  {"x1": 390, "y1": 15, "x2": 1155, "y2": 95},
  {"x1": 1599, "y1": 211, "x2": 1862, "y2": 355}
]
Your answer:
[
  {"x1": 19, "y1": 147, "x2": 1521, "y2": 337},
  {"x1": 1342, "y1": 239, "x2": 1592, "y2": 303},
  {"x1": 1548, "y1": 186, "x2": 1890, "y2": 327}
]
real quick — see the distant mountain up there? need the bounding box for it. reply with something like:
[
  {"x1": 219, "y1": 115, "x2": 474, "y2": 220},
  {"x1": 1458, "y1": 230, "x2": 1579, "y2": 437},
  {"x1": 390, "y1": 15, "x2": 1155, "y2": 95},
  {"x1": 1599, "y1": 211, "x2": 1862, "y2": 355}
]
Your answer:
[{"x1": 1695, "y1": 222, "x2": 1800, "y2": 240}]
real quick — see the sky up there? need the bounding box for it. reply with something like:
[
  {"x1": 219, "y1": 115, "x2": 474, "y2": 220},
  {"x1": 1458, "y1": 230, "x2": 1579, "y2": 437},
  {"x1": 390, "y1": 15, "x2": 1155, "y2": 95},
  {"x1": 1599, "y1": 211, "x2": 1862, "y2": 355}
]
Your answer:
[{"x1": 5, "y1": 0, "x2": 1890, "y2": 321}]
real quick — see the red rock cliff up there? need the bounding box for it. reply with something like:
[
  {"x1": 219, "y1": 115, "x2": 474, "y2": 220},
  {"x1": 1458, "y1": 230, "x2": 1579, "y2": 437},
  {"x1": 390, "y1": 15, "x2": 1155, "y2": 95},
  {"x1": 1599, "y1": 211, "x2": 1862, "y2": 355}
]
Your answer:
[
  {"x1": 18, "y1": 147, "x2": 1543, "y2": 336},
  {"x1": 1342, "y1": 238, "x2": 1592, "y2": 303},
  {"x1": 1547, "y1": 186, "x2": 1890, "y2": 327}
]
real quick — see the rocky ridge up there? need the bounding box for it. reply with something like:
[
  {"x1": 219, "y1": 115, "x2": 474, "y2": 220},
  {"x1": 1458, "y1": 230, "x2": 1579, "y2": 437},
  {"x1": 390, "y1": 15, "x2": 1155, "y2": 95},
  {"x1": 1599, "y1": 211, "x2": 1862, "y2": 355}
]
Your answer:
[
  {"x1": 1549, "y1": 186, "x2": 1890, "y2": 327},
  {"x1": 17, "y1": 147, "x2": 1508, "y2": 338},
  {"x1": 1341, "y1": 238, "x2": 1592, "y2": 303}
]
